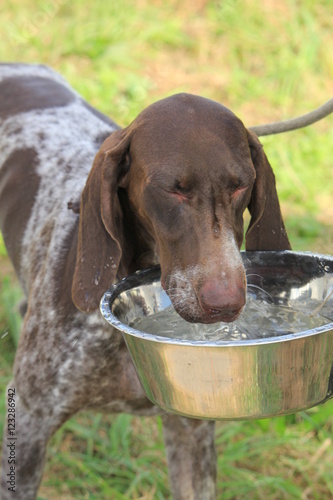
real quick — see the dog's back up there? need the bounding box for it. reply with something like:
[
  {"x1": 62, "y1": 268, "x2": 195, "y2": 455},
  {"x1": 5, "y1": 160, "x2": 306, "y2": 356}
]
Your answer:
[{"x1": 0, "y1": 63, "x2": 117, "y2": 294}]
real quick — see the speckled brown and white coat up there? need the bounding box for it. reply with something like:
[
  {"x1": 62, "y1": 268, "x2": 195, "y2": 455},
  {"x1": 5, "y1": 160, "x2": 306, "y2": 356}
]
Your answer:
[{"x1": 0, "y1": 63, "x2": 290, "y2": 500}]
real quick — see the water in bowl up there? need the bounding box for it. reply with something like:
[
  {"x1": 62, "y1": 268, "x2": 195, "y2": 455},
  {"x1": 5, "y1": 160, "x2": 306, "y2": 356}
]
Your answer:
[{"x1": 132, "y1": 293, "x2": 329, "y2": 342}]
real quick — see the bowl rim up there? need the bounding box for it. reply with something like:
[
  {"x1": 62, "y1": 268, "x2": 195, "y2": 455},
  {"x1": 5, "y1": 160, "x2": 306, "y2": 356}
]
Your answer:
[{"x1": 100, "y1": 250, "x2": 333, "y2": 347}]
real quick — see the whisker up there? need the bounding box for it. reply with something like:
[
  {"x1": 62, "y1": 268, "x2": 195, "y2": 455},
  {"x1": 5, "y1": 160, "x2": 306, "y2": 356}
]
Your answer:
[
  {"x1": 136, "y1": 250, "x2": 158, "y2": 266},
  {"x1": 246, "y1": 273, "x2": 262, "y2": 281},
  {"x1": 310, "y1": 287, "x2": 333, "y2": 317},
  {"x1": 247, "y1": 284, "x2": 273, "y2": 302},
  {"x1": 165, "y1": 290, "x2": 189, "y2": 303}
]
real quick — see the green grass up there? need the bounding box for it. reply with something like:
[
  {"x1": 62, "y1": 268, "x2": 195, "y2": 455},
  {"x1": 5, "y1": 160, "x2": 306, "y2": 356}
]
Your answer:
[
  {"x1": 42, "y1": 414, "x2": 169, "y2": 499},
  {"x1": 1, "y1": 0, "x2": 333, "y2": 498},
  {"x1": 19, "y1": 404, "x2": 333, "y2": 499}
]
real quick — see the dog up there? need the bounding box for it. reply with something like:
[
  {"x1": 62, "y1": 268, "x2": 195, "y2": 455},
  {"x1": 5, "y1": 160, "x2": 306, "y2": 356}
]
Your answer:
[{"x1": 0, "y1": 63, "x2": 290, "y2": 499}]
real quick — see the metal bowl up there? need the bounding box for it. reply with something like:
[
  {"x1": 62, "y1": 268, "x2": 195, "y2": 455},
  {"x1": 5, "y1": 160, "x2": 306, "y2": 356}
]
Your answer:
[{"x1": 100, "y1": 251, "x2": 333, "y2": 420}]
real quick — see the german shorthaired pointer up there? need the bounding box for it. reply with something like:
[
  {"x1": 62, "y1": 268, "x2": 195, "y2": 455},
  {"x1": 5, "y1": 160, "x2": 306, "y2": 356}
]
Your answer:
[{"x1": 0, "y1": 63, "x2": 290, "y2": 499}]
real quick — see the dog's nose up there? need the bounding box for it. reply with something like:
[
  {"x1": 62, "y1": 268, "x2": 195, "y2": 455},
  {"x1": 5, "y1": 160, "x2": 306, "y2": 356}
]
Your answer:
[{"x1": 198, "y1": 279, "x2": 246, "y2": 322}]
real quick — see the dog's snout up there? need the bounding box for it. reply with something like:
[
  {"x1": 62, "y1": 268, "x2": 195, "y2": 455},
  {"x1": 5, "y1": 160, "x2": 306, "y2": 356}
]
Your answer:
[{"x1": 198, "y1": 278, "x2": 246, "y2": 322}]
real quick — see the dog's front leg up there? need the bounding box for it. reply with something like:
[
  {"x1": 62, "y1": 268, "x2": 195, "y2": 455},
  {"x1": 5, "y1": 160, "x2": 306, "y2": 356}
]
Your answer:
[{"x1": 162, "y1": 414, "x2": 216, "y2": 500}]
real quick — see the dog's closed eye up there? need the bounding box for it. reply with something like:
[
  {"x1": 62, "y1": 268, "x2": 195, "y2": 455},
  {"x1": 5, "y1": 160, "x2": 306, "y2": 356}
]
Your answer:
[
  {"x1": 160, "y1": 180, "x2": 193, "y2": 203},
  {"x1": 231, "y1": 184, "x2": 250, "y2": 199}
]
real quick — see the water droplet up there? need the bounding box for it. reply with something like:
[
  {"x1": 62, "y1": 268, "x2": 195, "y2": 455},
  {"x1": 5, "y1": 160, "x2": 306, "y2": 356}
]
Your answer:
[{"x1": 1, "y1": 329, "x2": 9, "y2": 340}]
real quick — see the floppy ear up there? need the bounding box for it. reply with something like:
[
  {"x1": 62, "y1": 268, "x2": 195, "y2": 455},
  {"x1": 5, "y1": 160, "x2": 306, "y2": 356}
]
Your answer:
[
  {"x1": 245, "y1": 130, "x2": 291, "y2": 251},
  {"x1": 72, "y1": 128, "x2": 132, "y2": 312}
]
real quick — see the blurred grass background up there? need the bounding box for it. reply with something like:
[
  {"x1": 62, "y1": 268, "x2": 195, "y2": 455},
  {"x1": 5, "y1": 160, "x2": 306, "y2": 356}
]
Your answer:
[{"x1": 0, "y1": 0, "x2": 333, "y2": 498}]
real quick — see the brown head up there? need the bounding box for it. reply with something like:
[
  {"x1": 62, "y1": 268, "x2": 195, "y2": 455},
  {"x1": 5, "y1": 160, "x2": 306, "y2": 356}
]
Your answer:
[{"x1": 72, "y1": 93, "x2": 290, "y2": 323}]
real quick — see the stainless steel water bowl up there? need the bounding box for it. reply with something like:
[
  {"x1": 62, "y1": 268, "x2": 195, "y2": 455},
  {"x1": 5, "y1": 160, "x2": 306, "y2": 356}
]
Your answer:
[{"x1": 100, "y1": 251, "x2": 333, "y2": 420}]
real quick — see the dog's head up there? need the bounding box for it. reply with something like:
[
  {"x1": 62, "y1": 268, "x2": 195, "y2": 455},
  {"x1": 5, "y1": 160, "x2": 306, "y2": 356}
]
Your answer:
[{"x1": 72, "y1": 94, "x2": 290, "y2": 323}]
